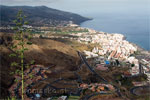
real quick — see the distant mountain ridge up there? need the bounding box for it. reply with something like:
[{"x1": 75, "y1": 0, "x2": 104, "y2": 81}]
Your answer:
[{"x1": 0, "y1": 5, "x2": 90, "y2": 26}]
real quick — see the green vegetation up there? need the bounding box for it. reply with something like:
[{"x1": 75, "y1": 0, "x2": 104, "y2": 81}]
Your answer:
[
  {"x1": 30, "y1": 31, "x2": 44, "y2": 34},
  {"x1": 68, "y1": 96, "x2": 80, "y2": 100},
  {"x1": 50, "y1": 96, "x2": 80, "y2": 100},
  {"x1": 114, "y1": 73, "x2": 147, "y2": 90},
  {"x1": 132, "y1": 74, "x2": 147, "y2": 82},
  {"x1": 9, "y1": 11, "x2": 33, "y2": 100},
  {"x1": 52, "y1": 28, "x2": 89, "y2": 34},
  {"x1": 7, "y1": 97, "x2": 17, "y2": 100},
  {"x1": 131, "y1": 64, "x2": 135, "y2": 67},
  {"x1": 134, "y1": 51, "x2": 141, "y2": 55},
  {"x1": 130, "y1": 51, "x2": 141, "y2": 56},
  {"x1": 114, "y1": 74, "x2": 133, "y2": 88}
]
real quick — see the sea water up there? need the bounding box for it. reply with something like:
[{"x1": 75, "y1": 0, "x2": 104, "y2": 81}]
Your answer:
[{"x1": 47, "y1": 0, "x2": 149, "y2": 50}]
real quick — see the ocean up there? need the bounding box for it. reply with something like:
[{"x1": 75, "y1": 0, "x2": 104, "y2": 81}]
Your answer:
[{"x1": 47, "y1": 0, "x2": 149, "y2": 50}]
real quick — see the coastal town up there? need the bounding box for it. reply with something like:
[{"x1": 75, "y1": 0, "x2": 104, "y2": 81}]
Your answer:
[
  {"x1": 32, "y1": 24, "x2": 150, "y2": 99},
  {"x1": 0, "y1": 1, "x2": 149, "y2": 99},
  {"x1": 71, "y1": 27, "x2": 150, "y2": 78},
  {"x1": 27, "y1": 23, "x2": 150, "y2": 80},
  {"x1": 1, "y1": 23, "x2": 150, "y2": 100}
]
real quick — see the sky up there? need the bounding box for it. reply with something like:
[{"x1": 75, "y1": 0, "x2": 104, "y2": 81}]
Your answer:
[
  {"x1": 1, "y1": 0, "x2": 60, "y2": 6},
  {"x1": 1, "y1": 0, "x2": 148, "y2": 6},
  {"x1": 1, "y1": 0, "x2": 149, "y2": 14}
]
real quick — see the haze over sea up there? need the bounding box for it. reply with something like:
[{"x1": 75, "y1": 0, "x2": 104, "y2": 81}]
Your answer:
[
  {"x1": 47, "y1": 0, "x2": 150, "y2": 50},
  {"x1": 3, "y1": 0, "x2": 150, "y2": 50}
]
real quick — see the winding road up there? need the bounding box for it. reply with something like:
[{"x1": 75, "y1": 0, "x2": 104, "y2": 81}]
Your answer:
[
  {"x1": 9, "y1": 51, "x2": 123, "y2": 100},
  {"x1": 77, "y1": 51, "x2": 108, "y2": 83},
  {"x1": 77, "y1": 51, "x2": 122, "y2": 98},
  {"x1": 130, "y1": 85, "x2": 150, "y2": 96}
]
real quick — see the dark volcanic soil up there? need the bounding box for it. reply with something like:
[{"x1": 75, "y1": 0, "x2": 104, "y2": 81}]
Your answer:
[{"x1": 0, "y1": 33, "x2": 84, "y2": 99}]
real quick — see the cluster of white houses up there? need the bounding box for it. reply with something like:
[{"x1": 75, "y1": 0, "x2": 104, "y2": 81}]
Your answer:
[
  {"x1": 73, "y1": 31, "x2": 137, "y2": 61},
  {"x1": 32, "y1": 25, "x2": 150, "y2": 82},
  {"x1": 71, "y1": 28, "x2": 150, "y2": 81}
]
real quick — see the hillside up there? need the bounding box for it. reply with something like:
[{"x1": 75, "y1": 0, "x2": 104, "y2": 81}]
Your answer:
[
  {"x1": 0, "y1": 5, "x2": 90, "y2": 26},
  {"x1": 1, "y1": 32, "x2": 149, "y2": 100},
  {"x1": 0, "y1": 32, "x2": 82, "y2": 98}
]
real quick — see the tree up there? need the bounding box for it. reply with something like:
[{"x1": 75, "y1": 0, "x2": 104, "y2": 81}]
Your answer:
[
  {"x1": 9, "y1": 10, "x2": 33, "y2": 100},
  {"x1": 131, "y1": 64, "x2": 135, "y2": 67}
]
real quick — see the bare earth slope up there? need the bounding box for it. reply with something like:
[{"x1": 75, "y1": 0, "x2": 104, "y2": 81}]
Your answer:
[{"x1": 0, "y1": 33, "x2": 81, "y2": 98}]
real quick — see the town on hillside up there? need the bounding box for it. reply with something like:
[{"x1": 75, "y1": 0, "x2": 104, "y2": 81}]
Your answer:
[{"x1": 1, "y1": 23, "x2": 150, "y2": 100}]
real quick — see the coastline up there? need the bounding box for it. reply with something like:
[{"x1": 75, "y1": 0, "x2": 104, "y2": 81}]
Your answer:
[
  {"x1": 75, "y1": 22, "x2": 150, "y2": 60},
  {"x1": 80, "y1": 17, "x2": 149, "y2": 52},
  {"x1": 131, "y1": 43, "x2": 150, "y2": 55},
  {"x1": 79, "y1": 22, "x2": 149, "y2": 53}
]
